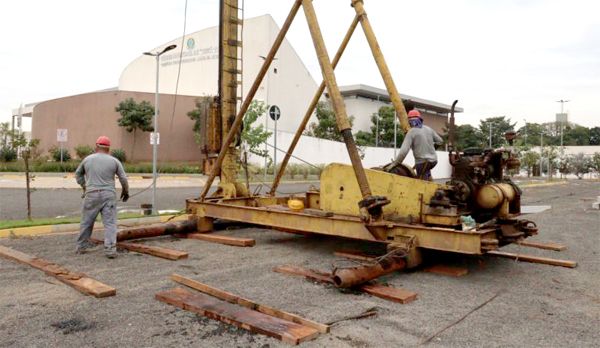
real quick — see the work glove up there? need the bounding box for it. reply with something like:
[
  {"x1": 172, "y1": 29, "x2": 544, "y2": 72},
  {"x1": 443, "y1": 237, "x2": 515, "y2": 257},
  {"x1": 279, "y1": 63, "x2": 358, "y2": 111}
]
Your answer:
[{"x1": 120, "y1": 191, "x2": 129, "y2": 202}]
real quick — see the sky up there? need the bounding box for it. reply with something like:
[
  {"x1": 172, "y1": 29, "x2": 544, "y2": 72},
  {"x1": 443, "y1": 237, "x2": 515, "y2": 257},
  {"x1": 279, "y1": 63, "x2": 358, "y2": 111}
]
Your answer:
[{"x1": 1, "y1": 0, "x2": 598, "y2": 130}]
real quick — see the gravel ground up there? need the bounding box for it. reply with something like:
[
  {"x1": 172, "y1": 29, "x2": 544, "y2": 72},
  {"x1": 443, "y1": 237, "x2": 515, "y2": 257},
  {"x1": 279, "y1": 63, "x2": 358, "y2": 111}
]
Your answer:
[{"x1": 0, "y1": 180, "x2": 598, "y2": 347}]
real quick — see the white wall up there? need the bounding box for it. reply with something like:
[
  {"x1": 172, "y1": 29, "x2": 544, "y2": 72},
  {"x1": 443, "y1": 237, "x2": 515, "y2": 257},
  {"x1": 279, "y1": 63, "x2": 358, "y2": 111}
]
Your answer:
[{"x1": 248, "y1": 130, "x2": 452, "y2": 179}]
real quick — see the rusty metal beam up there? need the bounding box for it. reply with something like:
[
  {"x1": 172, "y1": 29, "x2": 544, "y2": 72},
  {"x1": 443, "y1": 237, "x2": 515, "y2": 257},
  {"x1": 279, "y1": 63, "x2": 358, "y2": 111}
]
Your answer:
[
  {"x1": 188, "y1": 199, "x2": 496, "y2": 254},
  {"x1": 269, "y1": 15, "x2": 360, "y2": 196},
  {"x1": 351, "y1": 0, "x2": 410, "y2": 133},
  {"x1": 116, "y1": 220, "x2": 197, "y2": 241},
  {"x1": 199, "y1": 0, "x2": 303, "y2": 201},
  {"x1": 302, "y1": 0, "x2": 376, "y2": 216},
  {"x1": 332, "y1": 255, "x2": 406, "y2": 288}
]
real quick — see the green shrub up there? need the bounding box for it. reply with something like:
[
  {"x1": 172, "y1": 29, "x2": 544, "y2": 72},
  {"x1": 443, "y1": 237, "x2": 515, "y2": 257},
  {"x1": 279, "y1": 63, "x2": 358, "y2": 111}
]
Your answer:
[
  {"x1": 110, "y1": 148, "x2": 127, "y2": 163},
  {"x1": 49, "y1": 146, "x2": 71, "y2": 162},
  {"x1": 74, "y1": 144, "x2": 94, "y2": 159},
  {"x1": 0, "y1": 146, "x2": 17, "y2": 162}
]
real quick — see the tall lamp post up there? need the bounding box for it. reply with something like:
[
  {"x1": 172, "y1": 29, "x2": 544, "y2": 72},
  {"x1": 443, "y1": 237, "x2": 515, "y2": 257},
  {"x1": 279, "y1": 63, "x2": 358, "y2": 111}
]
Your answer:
[
  {"x1": 556, "y1": 99, "x2": 569, "y2": 149},
  {"x1": 143, "y1": 44, "x2": 177, "y2": 214}
]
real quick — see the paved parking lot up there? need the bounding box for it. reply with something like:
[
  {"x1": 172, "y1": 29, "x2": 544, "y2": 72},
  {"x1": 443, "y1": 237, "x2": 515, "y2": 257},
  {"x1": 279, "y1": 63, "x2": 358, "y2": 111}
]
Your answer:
[{"x1": 0, "y1": 180, "x2": 598, "y2": 347}]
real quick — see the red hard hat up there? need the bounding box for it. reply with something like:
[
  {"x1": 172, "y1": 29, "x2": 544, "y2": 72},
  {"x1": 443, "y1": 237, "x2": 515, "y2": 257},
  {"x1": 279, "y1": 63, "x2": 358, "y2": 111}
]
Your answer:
[
  {"x1": 96, "y1": 136, "x2": 111, "y2": 147},
  {"x1": 408, "y1": 109, "x2": 421, "y2": 118}
]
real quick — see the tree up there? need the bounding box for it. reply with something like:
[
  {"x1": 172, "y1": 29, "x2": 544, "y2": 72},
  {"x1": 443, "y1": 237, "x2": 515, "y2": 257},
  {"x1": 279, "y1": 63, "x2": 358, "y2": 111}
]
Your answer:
[
  {"x1": 520, "y1": 151, "x2": 540, "y2": 177},
  {"x1": 446, "y1": 124, "x2": 484, "y2": 150},
  {"x1": 0, "y1": 122, "x2": 10, "y2": 147},
  {"x1": 562, "y1": 125, "x2": 590, "y2": 145},
  {"x1": 305, "y1": 101, "x2": 353, "y2": 142},
  {"x1": 591, "y1": 153, "x2": 600, "y2": 177},
  {"x1": 11, "y1": 132, "x2": 40, "y2": 220},
  {"x1": 115, "y1": 98, "x2": 154, "y2": 162},
  {"x1": 541, "y1": 146, "x2": 559, "y2": 178},
  {"x1": 242, "y1": 100, "x2": 272, "y2": 158},
  {"x1": 569, "y1": 153, "x2": 592, "y2": 179},
  {"x1": 186, "y1": 96, "x2": 213, "y2": 145},
  {"x1": 479, "y1": 116, "x2": 516, "y2": 148},
  {"x1": 590, "y1": 127, "x2": 600, "y2": 145}
]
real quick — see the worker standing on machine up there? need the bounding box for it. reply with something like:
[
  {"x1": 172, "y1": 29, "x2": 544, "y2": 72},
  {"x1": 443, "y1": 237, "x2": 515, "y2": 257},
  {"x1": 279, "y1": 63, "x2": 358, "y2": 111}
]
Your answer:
[{"x1": 388, "y1": 109, "x2": 443, "y2": 181}]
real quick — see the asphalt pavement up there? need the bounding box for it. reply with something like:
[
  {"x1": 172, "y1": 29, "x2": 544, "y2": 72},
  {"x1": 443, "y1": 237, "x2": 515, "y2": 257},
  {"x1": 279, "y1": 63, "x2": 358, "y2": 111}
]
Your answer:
[{"x1": 0, "y1": 183, "x2": 318, "y2": 220}]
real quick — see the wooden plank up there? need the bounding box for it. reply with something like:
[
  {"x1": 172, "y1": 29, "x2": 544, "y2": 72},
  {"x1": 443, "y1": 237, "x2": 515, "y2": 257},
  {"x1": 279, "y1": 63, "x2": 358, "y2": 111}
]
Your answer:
[
  {"x1": 487, "y1": 250, "x2": 577, "y2": 268},
  {"x1": 517, "y1": 240, "x2": 567, "y2": 251},
  {"x1": 273, "y1": 265, "x2": 417, "y2": 305},
  {"x1": 360, "y1": 284, "x2": 418, "y2": 304},
  {"x1": 156, "y1": 288, "x2": 320, "y2": 345},
  {"x1": 423, "y1": 264, "x2": 469, "y2": 277},
  {"x1": 333, "y1": 250, "x2": 378, "y2": 262},
  {"x1": 175, "y1": 233, "x2": 255, "y2": 247},
  {"x1": 90, "y1": 238, "x2": 188, "y2": 260},
  {"x1": 0, "y1": 245, "x2": 115, "y2": 298},
  {"x1": 170, "y1": 274, "x2": 329, "y2": 333},
  {"x1": 273, "y1": 265, "x2": 334, "y2": 284}
]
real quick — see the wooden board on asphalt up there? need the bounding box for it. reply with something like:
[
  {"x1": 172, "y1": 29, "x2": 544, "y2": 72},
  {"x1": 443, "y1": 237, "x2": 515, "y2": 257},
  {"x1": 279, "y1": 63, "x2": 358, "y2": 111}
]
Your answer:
[
  {"x1": 170, "y1": 273, "x2": 329, "y2": 333},
  {"x1": 156, "y1": 287, "x2": 320, "y2": 345},
  {"x1": 360, "y1": 284, "x2": 417, "y2": 304},
  {"x1": 175, "y1": 233, "x2": 255, "y2": 247},
  {"x1": 90, "y1": 238, "x2": 188, "y2": 260},
  {"x1": 423, "y1": 264, "x2": 469, "y2": 277},
  {"x1": 487, "y1": 250, "x2": 577, "y2": 268},
  {"x1": 0, "y1": 245, "x2": 115, "y2": 298},
  {"x1": 516, "y1": 240, "x2": 567, "y2": 251}
]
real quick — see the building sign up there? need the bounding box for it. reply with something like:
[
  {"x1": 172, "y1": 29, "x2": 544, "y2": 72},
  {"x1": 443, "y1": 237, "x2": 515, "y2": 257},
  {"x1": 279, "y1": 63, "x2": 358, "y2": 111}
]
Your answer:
[
  {"x1": 150, "y1": 132, "x2": 160, "y2": 145},
  {"x1": 57, "y1": 129, "x2": 68, "y2": 142},
  {"x1": 556, "y1": 113, "x2": 568, "y2": 124},
  {"x1": 186, "y1": 38, "x2": 195, "y2": 50}
]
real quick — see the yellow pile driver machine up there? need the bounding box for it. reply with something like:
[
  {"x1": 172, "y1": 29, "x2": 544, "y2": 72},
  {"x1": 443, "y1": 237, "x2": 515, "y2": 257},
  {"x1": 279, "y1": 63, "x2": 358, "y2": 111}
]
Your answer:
[{"x1": 186, "y1": 0, "x2": 538, "y2": 275}]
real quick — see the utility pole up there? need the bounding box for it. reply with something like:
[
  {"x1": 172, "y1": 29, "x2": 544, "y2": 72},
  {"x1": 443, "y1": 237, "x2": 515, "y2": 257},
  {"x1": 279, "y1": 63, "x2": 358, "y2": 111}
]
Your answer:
[{"x1": 556, "y1": 99, "x2": 569, "y2": 149}]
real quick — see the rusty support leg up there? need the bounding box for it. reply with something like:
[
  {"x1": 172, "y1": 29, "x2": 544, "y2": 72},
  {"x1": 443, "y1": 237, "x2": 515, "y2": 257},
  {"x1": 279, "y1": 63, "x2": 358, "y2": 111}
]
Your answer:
[
  {"x1": 199, "y1": 0, "x2": 303, "y2": 201},
  {"x1": 269, "y1": 15, "x2": 360, "y2": 196},
  {"x1": 302, "y1": 0, "x2": 381, "y2": 221},
  {"x1": 351, "y1": 0, "x2": 410, "y2": 133}
]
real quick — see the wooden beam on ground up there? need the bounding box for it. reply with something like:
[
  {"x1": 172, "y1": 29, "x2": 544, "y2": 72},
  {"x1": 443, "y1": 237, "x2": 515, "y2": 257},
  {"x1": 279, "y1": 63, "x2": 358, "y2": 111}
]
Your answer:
[
  {"x1": 170, "y1": 273, "x2": 329, "y2": 333},
  {"x1": 0, "y1": 245, "x2": 115, "y2": 298},
  {"x1": 360, "y1": 284, "x2": 417, "y2": 304},
  {"x1": 273, "y1": 265, "x2": 417, "y2": 304},
  {"x1": 175, "y1": 233, "x2": 255, "y2": 247},
  {"x1": 273, "y1": 265, "x2": 334, "y2": 284},
  {"x1": 89, "y1": 238, "x2": 188, "y2": 261},
  {"x1": 423, "y1": 264, "x2": 469, "y2": 277},
  {"x1": 487, "y1": 250, "x2": 577, "y2": 268},
  {"x1": 333, "y1": 250, "x2": 378, "y2": 262},
  {"x1": 156, "y1": 287, "x2": 320, "y2": 345},
  {"x1": 517, "y1": 240, "x2": 567, "y2": 251}
]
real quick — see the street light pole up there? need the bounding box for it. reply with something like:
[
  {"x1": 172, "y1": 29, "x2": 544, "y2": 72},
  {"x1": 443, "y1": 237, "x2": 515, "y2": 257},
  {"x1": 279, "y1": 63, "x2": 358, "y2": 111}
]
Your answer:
[
  {"x1": 143, "y1": 44, "x2": 176, "y2": 214},
  {"x1": 556, "y1": 99, "x2": 569, "y2": 149}
]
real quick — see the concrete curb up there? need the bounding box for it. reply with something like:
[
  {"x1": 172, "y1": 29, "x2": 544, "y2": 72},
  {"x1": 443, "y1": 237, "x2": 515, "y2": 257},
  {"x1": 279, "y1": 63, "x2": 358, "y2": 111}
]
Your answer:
[
  {"x1": 520, "y1": 181, "x2": 568, "y2": 188},
  {"x1": 0, "y1": 214, "x2": 189, "y2": 239}
]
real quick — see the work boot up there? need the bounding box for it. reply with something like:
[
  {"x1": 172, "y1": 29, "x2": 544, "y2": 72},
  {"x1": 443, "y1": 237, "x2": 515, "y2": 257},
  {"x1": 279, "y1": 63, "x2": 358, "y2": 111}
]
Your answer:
[
  {"x1": 104, "y1": 246, "x2": 117, "y2": 259},
  {"x1": 75, "y1": 241, "x2": 99, "y2": 254}
]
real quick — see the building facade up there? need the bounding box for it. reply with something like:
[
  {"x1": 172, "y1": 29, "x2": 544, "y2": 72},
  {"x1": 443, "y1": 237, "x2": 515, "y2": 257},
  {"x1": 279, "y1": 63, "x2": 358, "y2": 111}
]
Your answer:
[{"x1": 26, "y1": 15, "x2": 460, "y2": 163}]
